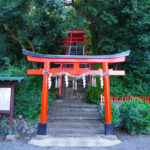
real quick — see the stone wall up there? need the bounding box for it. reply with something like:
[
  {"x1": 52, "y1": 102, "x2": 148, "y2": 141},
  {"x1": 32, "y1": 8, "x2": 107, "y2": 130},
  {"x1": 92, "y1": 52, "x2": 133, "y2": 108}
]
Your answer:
[{"x1": 0, "y1": 114, "x2": 38, "y2": 140}]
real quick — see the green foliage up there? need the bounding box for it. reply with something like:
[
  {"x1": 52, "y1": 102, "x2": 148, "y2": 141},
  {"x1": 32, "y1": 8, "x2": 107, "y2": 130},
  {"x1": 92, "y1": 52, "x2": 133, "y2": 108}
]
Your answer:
[
  {"x1": 84, "y1": 64, "x2": 104, "y2": 104},
  {"x1": 27, "y1": 0, "x2": 66, "y2": 53},
  {"x1": 64, "y1": 7, "x2": 90, "y2": 30},
  {"x1": 0, "y1": 58, "x2": 57, "y2": 122},
  {"x1": 84, "y1": 83, "x2": 100, "y2": 104},
  {"x1": 14, "y1": 76, "x2": 56, "y2": 122},
  {"x1": 0, "y1": 0, "x2": 68, "y2": 63},
  {"x1": 120, "y1": 99, "x2": 150, "y2": 134},
  {"x1": 110, "y1": 76, "x2": 147, "y2": 96},
  {"x1": 75, "y1": 0, "x2": 150, "y2": 54},
  {"x1": 0, "y1": 57, "x2": 26, "y2": 77},
  {"x1": 85, "y1": 74, "x2": 150, "y2": 103},
  {"x1": 84, "y1": 75, "x2": 104, "y2": 104},
  {"x1": 102, "y1": 103, "x2": 120, "y2": 127},
  {"x1": 73, "y1": 0, "x2": 150, "y2": 96}
]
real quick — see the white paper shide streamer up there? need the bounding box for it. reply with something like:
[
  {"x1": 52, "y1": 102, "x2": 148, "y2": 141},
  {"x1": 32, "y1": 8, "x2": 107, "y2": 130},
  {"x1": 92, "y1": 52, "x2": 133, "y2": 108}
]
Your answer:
[
  {"x1": 44, "y1": 70, "x2": 108, "y2": 89},
  {"x1": 82, "y1": 74, "x2": 86, "y2": 88},
  {"x1": 48, "y1": 74, "x2": 52, "y2": 89},
  {"x1": 65, "y1": 73, "x2": 69, "y2": 87},
  {"x1": 100, "y1": 74, "x2": 103, "y2": 88}
]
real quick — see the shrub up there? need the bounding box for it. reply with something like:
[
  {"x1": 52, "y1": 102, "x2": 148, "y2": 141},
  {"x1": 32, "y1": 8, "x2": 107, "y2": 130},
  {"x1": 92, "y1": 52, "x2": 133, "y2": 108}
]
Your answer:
[
  {"x1": 102, "y1": 103, "x2": 120, "y2": 127},
  {"x1": 120, "y1": 99, "x2": 150, "y2": 134},
  {"x1": 14, "y1": 76, "x2": 57, "y2": 122},
  {"x1": 84, "y1": 77, "x2": 103, "y2": 104},
  {"x1": 84, "y1": 83, "x2": 100, "y2": 104}
]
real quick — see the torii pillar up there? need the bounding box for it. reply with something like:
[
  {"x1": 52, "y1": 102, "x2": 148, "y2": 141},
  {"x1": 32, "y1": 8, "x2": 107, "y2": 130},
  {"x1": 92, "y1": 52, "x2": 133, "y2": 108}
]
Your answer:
[{"x1": 103, "y1": 62, "x2": 113, "y2": 134}]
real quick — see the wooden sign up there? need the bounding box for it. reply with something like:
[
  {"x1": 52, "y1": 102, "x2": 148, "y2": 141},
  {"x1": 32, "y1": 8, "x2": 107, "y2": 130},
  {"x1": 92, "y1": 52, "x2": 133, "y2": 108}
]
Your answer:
[
  {"x1": 0, "y1": 85, "x2": 14, "y2": 135},
  {"x1": 0, "y1": 77, "x2": 24, "y2": 135},
  {"x1": 0, "y1": 87, "x2": 11, "y2": 111}
]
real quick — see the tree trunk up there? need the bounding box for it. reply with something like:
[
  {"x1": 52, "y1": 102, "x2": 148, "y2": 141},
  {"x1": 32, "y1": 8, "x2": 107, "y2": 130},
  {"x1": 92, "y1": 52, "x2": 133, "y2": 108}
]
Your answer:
[
  {"x1": 25, "y1": 37, "x2": 37, "y2": 68},
  {"x1": 4, "y1": 24, "x2": 25, "y2": 49},
  {"x1": 4, "y1": 24, "x2": 37, "y2": 68}
]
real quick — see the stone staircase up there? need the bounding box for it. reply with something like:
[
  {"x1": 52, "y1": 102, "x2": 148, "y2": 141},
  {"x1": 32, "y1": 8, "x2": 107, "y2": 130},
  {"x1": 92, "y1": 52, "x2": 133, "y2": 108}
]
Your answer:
[
  {"x1": 47, "y1": 82, "x2": 104, "y2": 137},
  {"x1": 70, "y1": 46, "x2": 83, "y2": 55}
]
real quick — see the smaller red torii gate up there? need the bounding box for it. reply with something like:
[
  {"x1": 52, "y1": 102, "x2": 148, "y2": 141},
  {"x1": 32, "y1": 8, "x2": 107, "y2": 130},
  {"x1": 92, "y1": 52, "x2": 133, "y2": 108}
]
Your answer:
[
  {"x1": 22, "y1": 49, "x2": 130, "y2": 135},
  {"x1": 62, "y1": 29, "x2": 89, "y2": 55}
]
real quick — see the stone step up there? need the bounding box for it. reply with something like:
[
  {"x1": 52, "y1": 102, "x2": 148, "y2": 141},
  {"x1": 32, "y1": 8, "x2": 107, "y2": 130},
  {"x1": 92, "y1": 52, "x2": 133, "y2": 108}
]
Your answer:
[
  {"x1": 71, "y1": 53, "x2": 83, "y2": 55},
  {"x1": 47, "y1": 127, "x2": 103, "y2": 135},
  {"x1": 70, "y1": 49, "x2": 82, "y2": 52},
  {"x1": 52, "y1": 103, "x2": 98, "y2": 108},
  {"x1": 48, "y1": 113, "x2": 100, "y2": 119},
  {"x1": 47, "y1": 121, "x2": 104, "y2": 128},
  {"x1": 49, "y1": 110, "x2": 98, "y2": 115},
  {"x1": 60, "y1": 99, "x2": 83, "y2": 103},
  {"x1": 50, "y1": 107, "x2": 99, "y2": 112},
  {"x1": 70, "y1": 49, "x2": 82, "y2": 51},
  {"x1": 47, "y1": 119, "x2": 102, "y2": 124},
  {"x1": 62, "y1": 97, "x2": 84, "y2": 100},
  {"x1": 53, "y1": 101, "x2": 94, "y2": 105},
  {"x1": 64, "y1": 83, "x2": 87, "y2": 87},
  {"x1": 70, "y1": 51, "x2": 82, "y2": 53},
  {"x1": 47, "y1": 115, "x2": 101, "y2": 120}
]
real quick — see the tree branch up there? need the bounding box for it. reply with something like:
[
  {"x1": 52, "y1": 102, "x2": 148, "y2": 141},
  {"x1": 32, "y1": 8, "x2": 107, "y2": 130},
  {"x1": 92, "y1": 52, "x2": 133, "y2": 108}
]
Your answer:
[
  {"x1": 25, "y1": 37, "x2": 37, "y2": 68},
  {"x1": 4, "y1": 24, "x2": 37, "y2": 68},
  {"x1": 25, "y1": 37, "x2": 35, "y2": 52},
  {"x1": 4, "y1": 24, "x2": 25, "y2": 49}
]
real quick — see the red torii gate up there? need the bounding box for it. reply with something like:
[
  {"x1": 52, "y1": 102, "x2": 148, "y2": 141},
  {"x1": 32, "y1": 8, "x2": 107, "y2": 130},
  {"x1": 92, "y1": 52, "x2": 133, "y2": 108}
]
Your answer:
[
  {"x1": 22, "y1": 49, "x2": 130, "y2": 135},
  {"x1": 62, "y1": 29, "x2": 89, "y2": 55}
]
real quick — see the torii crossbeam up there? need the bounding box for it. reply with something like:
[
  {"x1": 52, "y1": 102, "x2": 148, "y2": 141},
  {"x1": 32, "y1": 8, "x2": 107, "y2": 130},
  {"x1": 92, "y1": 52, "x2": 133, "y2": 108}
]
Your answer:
[{"x1": 22, "y1": 49, "x2": 130, "y2": 135}]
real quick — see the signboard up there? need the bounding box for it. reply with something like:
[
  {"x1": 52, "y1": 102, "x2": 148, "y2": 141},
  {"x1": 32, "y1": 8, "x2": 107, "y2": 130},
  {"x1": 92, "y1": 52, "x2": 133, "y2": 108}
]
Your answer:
[
  {"x1": 0, "y1": 85, "x2": 14, "y2": 135},
  {"x1": 0, "y1": 77, "x2": 24, "y2": 136},
  {"x1": 0, "y1": 88, "x2": 11, "y2": 111}
]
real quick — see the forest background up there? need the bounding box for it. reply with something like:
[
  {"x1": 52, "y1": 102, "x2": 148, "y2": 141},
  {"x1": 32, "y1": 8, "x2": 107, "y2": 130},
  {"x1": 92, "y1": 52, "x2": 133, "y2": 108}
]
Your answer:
[{"x1": 0, "y1": 0, "x2": 149, "y2": 121}]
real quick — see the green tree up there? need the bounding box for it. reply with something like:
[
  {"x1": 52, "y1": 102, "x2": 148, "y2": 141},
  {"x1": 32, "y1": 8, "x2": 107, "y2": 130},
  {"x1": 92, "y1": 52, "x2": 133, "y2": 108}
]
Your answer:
[
  {"x1": 73, "y1": 0, "x2": 150, "y2": 96},
  {"x1": 0, "y1": 0, "x2": 67, "y2": 66}
]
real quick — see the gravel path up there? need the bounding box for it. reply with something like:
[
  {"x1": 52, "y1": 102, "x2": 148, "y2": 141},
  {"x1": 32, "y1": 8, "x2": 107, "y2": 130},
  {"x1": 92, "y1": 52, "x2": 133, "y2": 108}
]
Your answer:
[{"x1": 0, "y1": 130, "x2": 150, "y2": 150}]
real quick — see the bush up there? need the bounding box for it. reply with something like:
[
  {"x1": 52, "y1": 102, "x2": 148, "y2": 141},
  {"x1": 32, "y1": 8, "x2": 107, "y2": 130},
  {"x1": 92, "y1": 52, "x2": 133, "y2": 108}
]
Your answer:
[
  {"x1": 14, "y1": 76, "x2": 57, "y2": 122},
  {"x1": 102, "y1": 103, "x2": 120, "y2": 127},
  {"x1": 84, "y1": 84, "x2": 100, "y2": 104},
  {"x1": 120, "y1": 99, "x2": 150, "y2": 134},
  {"x1": 84, "y1": 75, "x2": 150, "y2": 101},
  {"x1": 84, "y1": 77, "x2": 103, "y2": 104}
]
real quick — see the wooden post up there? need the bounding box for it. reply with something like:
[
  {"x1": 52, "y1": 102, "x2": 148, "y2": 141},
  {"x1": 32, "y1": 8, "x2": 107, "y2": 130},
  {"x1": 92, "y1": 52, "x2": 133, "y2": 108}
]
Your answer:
[
  {"x1": 9, "y1": 84, "x2": 14, "y2": 135},
  {"x1": 58, "y1": 64, "x2": 63, "y2": 99},
  {"x1": 103, "y1": 62, "x2": 114, "y2": 135},
  {"x1": 37, "y1": 62, "x2": 50, "y2": 135}
]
